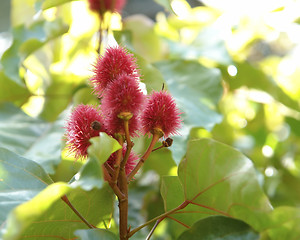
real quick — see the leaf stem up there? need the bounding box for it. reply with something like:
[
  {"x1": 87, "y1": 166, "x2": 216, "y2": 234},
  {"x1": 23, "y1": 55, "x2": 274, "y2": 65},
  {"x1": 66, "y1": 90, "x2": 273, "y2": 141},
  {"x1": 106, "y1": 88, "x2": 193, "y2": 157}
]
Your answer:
[
  {"x1": 121, "y1": 120, "x2": 133, "y2": 169},
  {"x1": 146, "y1": 219, "x2": 162, "y2": 240},
  {"x1": 128, "y1": 200, "x2": 190, "y2": 238},
  {"x1": 104, "y1": 161, "x2": 114, "y2": 175},
  {"x1": 112, "y1": 136, "x2": 124, "y2": 185},
  {"x1": 127, "y1": 133, "x2": 160, "y2": 182},
  {"x1": 61, "y1": 195, "x2": 95, "y2": 229}
]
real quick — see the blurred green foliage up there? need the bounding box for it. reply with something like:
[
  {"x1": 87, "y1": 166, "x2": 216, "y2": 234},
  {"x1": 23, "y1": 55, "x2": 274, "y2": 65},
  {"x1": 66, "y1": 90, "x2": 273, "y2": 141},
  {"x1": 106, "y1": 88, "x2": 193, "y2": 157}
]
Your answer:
[{"x1": 0, "y1": 0, "x2": 300, "y2": 239}]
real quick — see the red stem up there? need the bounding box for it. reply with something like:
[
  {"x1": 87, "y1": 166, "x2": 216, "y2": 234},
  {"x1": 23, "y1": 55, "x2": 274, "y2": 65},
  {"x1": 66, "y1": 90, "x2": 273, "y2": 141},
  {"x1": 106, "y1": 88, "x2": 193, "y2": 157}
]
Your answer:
[{"x1": 127, "y1": 133, "x2": 160, "y2": 182}]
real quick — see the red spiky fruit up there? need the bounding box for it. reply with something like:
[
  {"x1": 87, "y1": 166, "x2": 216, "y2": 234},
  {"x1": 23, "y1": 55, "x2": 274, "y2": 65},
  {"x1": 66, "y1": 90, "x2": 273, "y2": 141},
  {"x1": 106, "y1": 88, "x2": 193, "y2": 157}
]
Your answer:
[
  {"x1": 101, "y1": 74, "x2": 146, "y2": 116},
  {"x1": 104, "y1": 112, "x2": 141, "y2": 137},
  {"x1": 64, "y1": 104, "x2": 105, "y2": 159},
  {"x1": 88, "y1": 0, "x2": 126, "y2": 16},
  {"x1": 90, "y1": 46, "x2": 139, "y2": 97},
  {"x1": 141, "y1": 90, "x2": 182, "y2": 137}
]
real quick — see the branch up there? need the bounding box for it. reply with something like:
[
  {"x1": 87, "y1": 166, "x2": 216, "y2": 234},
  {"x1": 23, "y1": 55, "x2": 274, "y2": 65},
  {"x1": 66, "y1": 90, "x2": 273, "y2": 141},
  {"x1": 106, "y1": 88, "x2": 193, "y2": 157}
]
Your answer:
[
  {"x1": 146, "y1": 219, "x2": 162, "y2": 240},
  {"x1": 128, "y1": 200, "x2": 190, "y2": 238},
  {"x1": 118, "y1": 166, "x2": 129, "y2": 239},
  {"x1": 121, "y1": 119, "x2": 133, "y2": 169},
  {"x1": 111, "y1": 136, "x2": 124, "y2": 185},
  {"x1": 127, "y1": 132, "x2": 160, "y2": 182}
]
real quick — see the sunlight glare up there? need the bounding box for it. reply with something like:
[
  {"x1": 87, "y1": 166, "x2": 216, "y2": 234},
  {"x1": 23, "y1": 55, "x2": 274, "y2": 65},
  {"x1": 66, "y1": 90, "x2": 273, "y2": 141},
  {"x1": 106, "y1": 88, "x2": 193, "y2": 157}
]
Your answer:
[
  {"x1": 74, "y1": 172, "x2": 81, "y2": 181},
  {"x1": 227, "y1": 65, "x2": 237, "y2": 76},
  {"x1": 171, "y1": 0, "x2": 190, "y2": 18},
  {"x1": 70, "y1": 1, "x2": 97, "y2": 37},
  {"x1": 265, "y1": 166, "x2": 276, "y2": 177},
  {"x1": 262, "y1": 145, "x2": 274, "y2": 158}
]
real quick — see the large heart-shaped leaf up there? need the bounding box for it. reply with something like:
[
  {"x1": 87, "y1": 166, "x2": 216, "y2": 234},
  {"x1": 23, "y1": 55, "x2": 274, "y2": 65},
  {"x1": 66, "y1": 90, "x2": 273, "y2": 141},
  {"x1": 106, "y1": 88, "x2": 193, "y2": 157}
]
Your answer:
[
  {"x1": 0, "y1": 148, "x2": 53, "y2": 226},
  {"x1": 155, "y1": 60, "x2": 223, "y2": 163},
  {"x1": 2, "y1": 182, "x2": 115, "y2": 240},
  {"x1": 0, "y1": 103, "x2": 64, "y2": 174},
  {"x1": 0, "y1": 135, "x2": 117, "y2": 240},
  {"x1": 161, "y1": 138, "x2": 272, "y2": 233}
]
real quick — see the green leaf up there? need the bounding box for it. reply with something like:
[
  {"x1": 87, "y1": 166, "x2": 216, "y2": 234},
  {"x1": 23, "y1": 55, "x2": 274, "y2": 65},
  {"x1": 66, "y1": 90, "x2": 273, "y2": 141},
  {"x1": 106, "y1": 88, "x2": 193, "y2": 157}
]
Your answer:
[
  {"x1": 39, "y1": 74, "x2": 86, "y2": 121},
  {"x1": 155, "y1": 60, "x2": 223, "y2": 163},
  {"x1": 42, "y1": 0, "x2": 79, "y2": 10},
  {"x1": 221, "y1": 61, "x2": 299, "y2": 111},
  {"x1": 2, "y1": 183, "x2": 115, "y2": 240},
  {"x1": 0, "y1": 71, "x2": 30, "y2": 106},
  {"x1": 0, "y1": 148, "x2": 53, "y2": 225},
  {"x1": 161, "y1": 176, "x2": 185, "y2": 211},
  {"x1": 144, "y1": 148, "x2": 176, "y2": 176},
  {"x1": 265, "y1": 206, "x2": 300, "y2": 240},
  {"x1": 137, "y1": 55, "x2": 166, "y2": 93},
  {"x1": 286, "y1": 117, "x2": 300, "y2": 137},
  {"x1": 178, "y1": 216, "x2": 259, "y2": 240},
  {"x1": 70, "y1": 133, "x2": 121, "y2": 191},
  {"x1": 1, "y1": 19, "x2": 68, "y2": 85},
  {"x1": 75, "y1": 228, "x2": 118, "y2": 240},
  {"x1": 161, "y1": 139, "x2": 272, "y2": 233},
  {"x1": 73, "y1": 86, "x2": 100, "y2": 106},
  {"x1": 88, "y1": 133, "x2": 122, "y2": 165},
  {"x1": 114, "y1": 31, "x2": 166, "y2": 92},
  {"x1": 123, "y1": 15, "x2": 163, "y2": 62},
  {"x1": 154, "y1": 0, "x2": 174, "y2": 13},
  {"x1": 0, "y1": 103, "x2": 64, "y2": 174},
  {"x1": 167, "y1": 24, "x2": 232, "y2": 65}
]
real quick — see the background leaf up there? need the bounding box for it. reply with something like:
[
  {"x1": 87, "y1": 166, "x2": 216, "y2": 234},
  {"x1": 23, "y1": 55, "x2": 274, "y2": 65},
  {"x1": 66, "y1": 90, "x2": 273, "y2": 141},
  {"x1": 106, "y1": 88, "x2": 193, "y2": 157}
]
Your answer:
[
  {"x1": 42, "y1": 0, "x2": 79, "y2": 10},
  {"x1": 1, "y1": 19, "x2": 68, "y2": 85},
  {"x1": 75, "y1": 228, "x2": 118, "y2": 240},
  {"x1": 0, "y1": 148, "x2": 53, "y2": 226},
  {"x1": 154, "y1": 0, "x2": 174, "y2": 13},
  {"x1": 177, "y1": 216, "x2": 259, "y2": 240},
  {"x1": 155, "y1": 60, "x2": 223, "y2": 163},
  {"x1": 0, "y1": 103, "x2": 64, "y2": 174},
  {"x1": 167, "y1": 24, "x2": 232, "y2": 65},
  {"x1": 2, "y1": 182, "x2": 115, "y2": 240},
  {"x1": 265, "y1": 206, "x2": 300, "y2": 240},
  {"x1": 0, "y1": 71, "x2": 30, "y2": 106},
  {"x1": 220, "y1": 61, "x2": 299, "y2": 111}
]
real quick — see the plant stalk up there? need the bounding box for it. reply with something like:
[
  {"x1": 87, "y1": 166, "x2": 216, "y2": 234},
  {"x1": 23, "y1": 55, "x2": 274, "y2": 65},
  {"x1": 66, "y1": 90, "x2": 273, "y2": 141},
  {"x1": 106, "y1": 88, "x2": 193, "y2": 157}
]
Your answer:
[
  {"x1": 127, "y1": 133, "x2": 160, "y2": 182},
  {"x1": 128, "y1": 200, "x2": 190, "y2": 237},
  {"x1": 118, "y1": 168, "x2": 129, "y2": 240}
]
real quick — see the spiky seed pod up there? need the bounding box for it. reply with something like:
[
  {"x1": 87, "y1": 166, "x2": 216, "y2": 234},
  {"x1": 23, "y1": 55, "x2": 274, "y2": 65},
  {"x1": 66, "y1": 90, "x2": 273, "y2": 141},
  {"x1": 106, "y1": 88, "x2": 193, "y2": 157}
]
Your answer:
[
  {"x1": 65, "y1": 104, "x2": 105, "y2": 159},
  {"x1": 88, "y1": 0, "x2": 126, "y2": 17},
  {"x1": 104, "y1": 112, "x2": 141, "y2": 137},
  {"x1": 141, "y1": 90, "x2": 181, "y2": 137},
  {"x1": 90, "y1": 46, "x2": 139, "y2": 97},
  {"x1": 101, "y1": 74, "x2": 146, "y2": 116}
]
